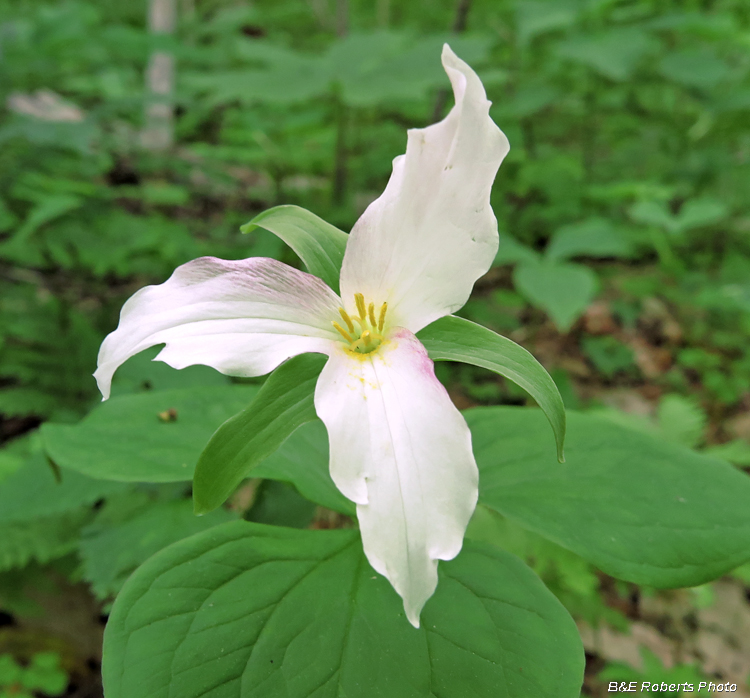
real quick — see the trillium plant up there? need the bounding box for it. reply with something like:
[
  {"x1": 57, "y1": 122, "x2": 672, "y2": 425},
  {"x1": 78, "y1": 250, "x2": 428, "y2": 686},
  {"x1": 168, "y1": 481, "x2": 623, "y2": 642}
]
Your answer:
[{"x1": 47, "y1": 46, "x2": 750, "y2": 697}]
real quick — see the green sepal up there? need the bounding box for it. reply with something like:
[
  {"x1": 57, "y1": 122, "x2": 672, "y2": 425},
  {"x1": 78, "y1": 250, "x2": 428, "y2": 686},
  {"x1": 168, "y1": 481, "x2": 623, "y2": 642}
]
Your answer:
[
  {"x1": 192, "y1": 353, "x2": 327, "y2": 515},
  {"x1": 241, "y1": 205, "x2": 348, "y2": 294},
  {"x1": 418, "y1": 315, "x2": 566, "y2": 462}
]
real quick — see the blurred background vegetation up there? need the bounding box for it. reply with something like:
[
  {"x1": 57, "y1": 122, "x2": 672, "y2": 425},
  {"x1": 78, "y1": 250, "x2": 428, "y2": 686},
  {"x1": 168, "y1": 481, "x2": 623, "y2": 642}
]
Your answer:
[{"x1": 0, "y1": 0, "x2": 749, "y2": 695}]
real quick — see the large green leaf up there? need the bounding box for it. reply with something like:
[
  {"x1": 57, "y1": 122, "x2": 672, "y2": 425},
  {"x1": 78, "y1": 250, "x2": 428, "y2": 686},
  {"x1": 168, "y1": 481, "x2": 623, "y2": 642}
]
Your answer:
[
  {"x1": 41, "y1": 386, "x2": 257, "y2": 482},
  {"x1": 0, "y1": 453, "x2": 127, "y2": 524},
  {"x1": 80, "y1": 497, "x2": 236, "y2": 600},
  {"x1": 0, "y1": 450, "x2": 127, "y2": 573},
  {"x1": 471, "y1": 407, "x2": 750, "y2": 587},
  {"x1": 103, "y1": 522, "x2": 583, "y2": 698},
  {"x1": 193, "y1": 354, "x2": 326, "y2": 515},
  {"x1": 241, "y1": 205, "x2": 348, "y2": 294},
  {"x1": 418, "y1": 315, "x2": 565, "y2": 462}
]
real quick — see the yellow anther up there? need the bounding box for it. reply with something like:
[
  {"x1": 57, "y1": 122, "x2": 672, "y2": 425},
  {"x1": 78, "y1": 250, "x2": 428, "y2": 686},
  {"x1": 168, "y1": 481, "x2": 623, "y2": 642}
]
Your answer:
[
  {"x1": 336, "y1": 293, "x2": 388, "y2": 355},
  {"x1": 338, "y1": 307, "x2": 355, "y2": 333},
  {"x1": 332, "y1": 321, "x2": 354, "y2": 343},
  {"x1": 354, "y1": 293, "x2": 367, "y2": 320},
  {"x1": 378, "y1": 302, "x2": 388, "y2": 332}
]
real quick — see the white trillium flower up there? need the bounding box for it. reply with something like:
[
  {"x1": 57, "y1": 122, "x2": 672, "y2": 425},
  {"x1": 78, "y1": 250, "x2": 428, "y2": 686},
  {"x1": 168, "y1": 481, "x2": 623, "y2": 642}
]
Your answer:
[{"x1": 95, "y1": 45, "x2": 509, "y2": 628}]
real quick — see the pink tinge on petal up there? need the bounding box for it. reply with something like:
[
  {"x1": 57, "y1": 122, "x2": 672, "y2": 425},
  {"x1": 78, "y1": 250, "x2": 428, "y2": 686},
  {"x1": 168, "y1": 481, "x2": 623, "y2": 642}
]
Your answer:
[
  {"x1": 95, "y1": 256, "x2": 341, "y2": 398},
  {"x1": 314, "y1": 328, "x2": 478, "y2": 627}
]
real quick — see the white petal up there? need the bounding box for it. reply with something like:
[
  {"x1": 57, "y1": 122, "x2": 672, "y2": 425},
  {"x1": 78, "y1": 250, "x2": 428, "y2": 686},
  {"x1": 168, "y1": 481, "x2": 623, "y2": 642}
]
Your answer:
[
  {"x1": 339, "y1": 44, "x2": 510, "y2": 332},
  {"x1": 314, "y1": 328, "x2": 478, "y2": 627},
  {"x1": 95, "y1": 257, "x2": 341, "y2": 399}
]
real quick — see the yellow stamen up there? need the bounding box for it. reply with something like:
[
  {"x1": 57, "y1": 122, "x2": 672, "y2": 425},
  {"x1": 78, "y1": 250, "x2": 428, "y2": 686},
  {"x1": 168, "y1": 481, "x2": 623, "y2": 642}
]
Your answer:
[
  {"x1": 338, "y1": 307, "x2": 355, "y2": 333},
  {"x1": 335, "y1": 293, "x2": 388, "y2": 355},
  {"x1": 378, "y1": 302, "x2": 388, "y2": 332},
  {"x1": 354, "y1": 293, "x2": 367, "y2": 320},
  {"x1": 332, "y1": 321, "x2": 353, "y2": 343}
]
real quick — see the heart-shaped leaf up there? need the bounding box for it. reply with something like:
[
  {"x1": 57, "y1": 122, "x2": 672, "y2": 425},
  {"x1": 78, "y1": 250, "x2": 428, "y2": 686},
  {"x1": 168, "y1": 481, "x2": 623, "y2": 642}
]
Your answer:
[{"x1": 514, "y1": 260, "x2": 598, "y2": 331}]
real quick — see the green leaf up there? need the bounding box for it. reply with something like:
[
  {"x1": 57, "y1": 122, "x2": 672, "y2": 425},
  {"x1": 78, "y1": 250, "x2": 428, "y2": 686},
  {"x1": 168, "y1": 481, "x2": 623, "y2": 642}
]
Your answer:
[
  {"x1": 80, "y1": 498, "x2": 236, "y2": 600},
  {"x1": 7, "y1": 193, "x2": 82, "y2": 244},
  {"x1": 516, "y1": 1, "x2": 578, "y2": 46},
  {"x1": 103, "y1": 522, "x2": 584, "y2": 698},
  {"x1": 513, "y1": 260, "x2": 598, "y2": 331},
  {"x1": 628, "y1": 200, "x2": 676, "y2": 233},
  {"x1": 676, "y1": 198, "x2": 728, "y2": 231},
  {"x1": 703, "y1": 439, "x2": 750, "y2": 467},
  {"x1": 472, "y1": 407, "x2": 750, "y2": 587},
  {"x1": 556, "y1": 28, "x2": 659, "y2": 81},
  {"x1": 657, "y1": 394, "x2": 707, "y2": 449},
  {"x1": 333, "y1": 33, "x2": 493, "y2": 107},
  {"x1": 109, "y1": 346, "x2": 230, "y2": 397},
  {"x1": 581, "y1": 336, "x2": 635, "y2": 379},
  {"x1": 20, "y1": 652, "x2": 68, "y2": 695},
  {"x1": 254, "y1": 419, "x2": 354, "y2": 515},
  {"x1": 0, "y1": 198, "x2": 18, "y2": 233},
  {"x1": 245, "y1": 480, "x2": 317, "y2": 528},
  {"x1": 193, "y1": 354, "x2": 326, "y2": 515},
  {"x1": 0, "y1": 510, "x2": 91, "y2": 572},
  {"x1": 546, "y1": 218, "x2": 633, "y2": 261},
  {"x1": 492, "y1": 234, "x2": 539, "y2": 266},
  {"x1": 41, "y1": 386, "x2": 258, "y2": 482},
  {"x1": 659, "y1": 49, "x2": 732, "y2": 89},
  {"x1": 418, "y1": 315, "x2": 565, "y2": 462},
  {"x1": 241, "y1": 205, "x2": 348, "y2": 294},
  {"x1": 0, "y1": 453, "x2": 127, "y2": 524}
]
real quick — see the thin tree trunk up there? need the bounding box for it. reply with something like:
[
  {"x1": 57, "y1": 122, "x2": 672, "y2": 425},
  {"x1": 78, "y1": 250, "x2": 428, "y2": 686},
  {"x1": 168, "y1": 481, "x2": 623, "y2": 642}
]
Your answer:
[
  {"x1": 336, "y1": 0, "x2": 348, "y2": 36},
  {"x1": 377, "y1": 0, "x2": 390, "y2": 27},
  {"x1": 141, "y1": 0, "x2": 176, "y2": 151},
  {"x1": 430, "y1": 0, "x2": 473, "y2": 123}
]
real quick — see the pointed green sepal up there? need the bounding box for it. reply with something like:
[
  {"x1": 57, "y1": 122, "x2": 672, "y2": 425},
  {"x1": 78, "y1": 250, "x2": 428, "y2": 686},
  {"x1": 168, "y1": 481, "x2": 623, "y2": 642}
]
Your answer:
[
  {"x1": 241, "y1": 205, "x2": 348, "y2": 294},
  {"x1": 418, "y1": 315, "x2": 566, "y2": 462},
  {"x1": 192, "y1": 353, "x2": 327, "y2": 515}
]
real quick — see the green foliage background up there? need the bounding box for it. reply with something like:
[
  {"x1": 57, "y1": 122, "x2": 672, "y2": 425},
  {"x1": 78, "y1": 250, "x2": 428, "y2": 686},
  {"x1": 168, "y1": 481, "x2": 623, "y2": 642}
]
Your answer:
[{"x1": 1, "y1": 0, "x2": 749, "y2": 695}]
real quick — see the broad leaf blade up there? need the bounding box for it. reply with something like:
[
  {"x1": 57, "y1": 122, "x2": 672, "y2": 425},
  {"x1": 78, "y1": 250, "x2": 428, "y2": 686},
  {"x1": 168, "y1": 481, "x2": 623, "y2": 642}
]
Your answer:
[
  {"x1": 418, "y1": 315, "x2": 565, "y2": 462},
  {"x1": 0, "y1": 453, "x2": 127, "y2": 524},
  {"x1": 242, "y1": 205, "x2": 348, "y2": 294},
  {"x1": 80, "y1": 498, "x2": 236, "y2": 600},
  {"x1": 41, "y1": 386, "x2": 258, "y2": 482},
  {"x1": 513, "y1": 260, "x2": 598, "y2": 331},
  {"x1": 193, "y1": 354, "x2": 327, "y2": 515},
  {"x1": 103, "y1": 522, "x2": 583, "y2": 698},
  {"x1": 472, "y1": 407, "x2": 750, "y2": 587}
]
